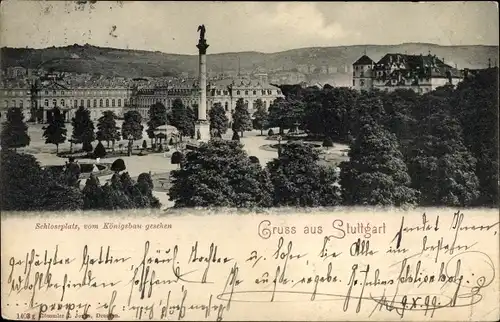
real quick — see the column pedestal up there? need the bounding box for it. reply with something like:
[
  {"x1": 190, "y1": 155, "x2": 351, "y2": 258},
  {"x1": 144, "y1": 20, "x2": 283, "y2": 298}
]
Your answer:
[{"x1": 195, "y1": 121, "x2": 210, "y2": 142}]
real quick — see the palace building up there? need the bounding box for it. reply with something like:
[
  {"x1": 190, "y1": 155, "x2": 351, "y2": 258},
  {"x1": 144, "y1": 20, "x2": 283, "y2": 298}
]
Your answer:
[
  {"x1": 131, "y1": 78, "x2": 283, "y2": 121},
  {"x1": 0, "y1": 75, "x2": 283, "y2": 123},
  {"x1": 352, "y1": 53, "x2": 463, "y2": 93},
  {"x1": 0, "y1": 75, "x2": 132, "y2": 122}
]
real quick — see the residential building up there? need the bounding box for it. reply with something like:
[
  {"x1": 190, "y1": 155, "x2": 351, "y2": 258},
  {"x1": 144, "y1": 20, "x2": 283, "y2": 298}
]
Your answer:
[{"x1": 352, "y1": 53, "x2": 463, "y2": 93}]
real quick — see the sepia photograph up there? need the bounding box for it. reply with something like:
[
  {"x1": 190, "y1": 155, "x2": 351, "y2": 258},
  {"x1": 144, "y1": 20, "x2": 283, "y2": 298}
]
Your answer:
[{"x1": 0, "y1": 2, "x2": 499, "y2": 321}]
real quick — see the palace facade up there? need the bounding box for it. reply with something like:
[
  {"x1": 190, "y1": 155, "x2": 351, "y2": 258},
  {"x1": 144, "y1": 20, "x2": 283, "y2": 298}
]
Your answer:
[
  {"x1": 0, "y1": 76, "x2": 283, "y2": 123},
  {"x1": 131, "y1": 78, "x2": 283, "y2": 121},
  {"x1": 0, "y1": 76, "x2": 132, "y2": 122},
  {"x1": 352, "y1": 53, "x2": 463, "y2": 93}
]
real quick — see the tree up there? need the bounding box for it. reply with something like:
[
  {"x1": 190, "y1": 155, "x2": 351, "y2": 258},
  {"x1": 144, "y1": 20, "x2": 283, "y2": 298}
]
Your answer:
[
  {"x1": 135, "y1": 173, "x2": 161, "y2": 208},
  {"x1": 171, "y1": 99, "x2": 195, "y2": 140},
  {"x1": 451, "y1": 68, "x2": 498, "y2": 206},
  {"x1": 101, "y1": 174, "x2": 134, "y2": 210},
  {"x1": 142, "y1": 140, "x2": 147, "y2": 150},
  {"x1": 407, "y1": 108, "x2": 480, "y2": 207},
  {"x1": 252, "y1": 99, "x2": 268, "y2": 135},
  {"x1": 266, "y1": 142, "x2": 341, "y2": 207},
  {"x1": 169, "y1": 140, "x2": 273, "y2": 208},
  {"x1": 82, "y1": 141, "x2": 93, "y2": 152},
  {"x1": 96, "y1": 110, "x2": 120, "y2": 150},
  {"x1": 267, "y1": 97, "x2": 304, "y2": 135},
  {"x1": 268, "y1": 129, "x2": 275, "y2": 136},
  {"x1": 0, "y1": 151, "x2": 45, "y2": 210},
  {"x1": 0, "y1": 151, "x2": 83, "y2": 211},
  {"x1": 322, "y1": 137, "x2": 333, "y2": 148},
  {"x1": 94, "y1": 141, "x2": 107, "y2": 158},
  {"x1": 232, "y1": 131, "x2": 240, "y2": 141},
  {"x1": 82, "y1": 174, "x2": 106, "y2": 210},
  {"x1": 42, "y1": 107, "x2": 66, "y2": 153},
  {"x1": 209, "y1": 102, "x2": 229, "y2": 136},
  {"x1": 38, "y1": 182, "x2": 83, "y2": 211},
  {"x1": 231, "y1": 98, "x2": 252, "y2": 137},
  {"x1": 302, "y1": 87, "x2": 358, "y2": 141},
  {"x1": 340, "y1": 116, "x2": 418, "y2": 206},
  {"x1": 171, "y1": 151, "x2": 184, "y2": 167},
  {"x1": 122, "y1": 110, "x2": 144, "y2": 141},
  {"x1": 111, "y1": 158, "x2": 126, "y2": 173},
  {"x1": 71, "y1": 106, "x2": 95, "y2": 149},
  {"x1": 1, "y1": 107, "x2": 30, "y2": 151}
]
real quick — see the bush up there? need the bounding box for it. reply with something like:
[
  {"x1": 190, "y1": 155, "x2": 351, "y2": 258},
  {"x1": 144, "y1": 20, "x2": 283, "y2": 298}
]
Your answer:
[
  {"x1": 249, "y1": 156, "x2": 260, "y2": 164},
  {"x1": 171, "y1": 151, "x2": 184, "y2": 164},
  {"x1": 94, "y1": 141, "x2": 106, "y2": 158},
  {"x1": 82, "y1": 141, "x2": 93, "y2": 152},
  {"x1": 151, "y1": 143, "x2": 156, "y2": 150},
  {"x1": 111, "y1": 158, "x2": 126, "y2": 173},
  {"x1": 268, "y1": 129, "x2": 275, "y2": 136},
  {"x1": 142, "y1": 140, "x2": 147, "y2": 149},
  {"x1": 232, "y1": 131, "x2": 240, "y2": 141},
  {"x1": 322, "y1": 137, "x2": 334, "y2": 148}
]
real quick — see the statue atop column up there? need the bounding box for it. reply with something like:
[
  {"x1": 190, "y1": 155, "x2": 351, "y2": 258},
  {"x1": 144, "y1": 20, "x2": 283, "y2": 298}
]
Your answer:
[
  {"x1": 197, "y1": 25, "x2": 206, "y2": 42},
  {"x1": 197, "y1": 24, "x2": 209, "y2": 54}
]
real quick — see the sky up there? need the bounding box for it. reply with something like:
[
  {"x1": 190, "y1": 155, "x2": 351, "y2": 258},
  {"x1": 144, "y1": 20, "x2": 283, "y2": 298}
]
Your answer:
[{"x1": 0, "y1": 1, "x2": 498, "y2": 54}]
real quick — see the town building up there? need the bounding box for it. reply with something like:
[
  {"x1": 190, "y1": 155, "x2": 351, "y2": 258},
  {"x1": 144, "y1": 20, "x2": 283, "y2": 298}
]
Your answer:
[
  {"x1": 352, "y1": 53, "x2": 463, "y2": 93},
  {"x1": 130, "y1": 78, "x2": 283, "y2": 121},
  {"x1": 0, "y1": 75, "x2": 132, "y2": 122}
]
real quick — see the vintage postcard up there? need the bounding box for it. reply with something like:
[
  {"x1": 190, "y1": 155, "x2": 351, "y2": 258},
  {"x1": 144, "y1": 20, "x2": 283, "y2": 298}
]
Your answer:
[{"x1": 1, "y1": 1, "x2": 499, "y2": 321}]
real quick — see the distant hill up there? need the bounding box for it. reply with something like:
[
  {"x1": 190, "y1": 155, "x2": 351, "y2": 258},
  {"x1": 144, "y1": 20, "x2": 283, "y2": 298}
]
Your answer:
[{"x1": 1, "y1": 43, "x2": 497, "y2": 85}]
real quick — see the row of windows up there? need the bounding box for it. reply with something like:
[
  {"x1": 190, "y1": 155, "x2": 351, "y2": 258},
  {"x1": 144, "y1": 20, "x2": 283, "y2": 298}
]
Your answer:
[
  {"x1": 3, "y1": 98, "x2": 127, "y2": 108},
  {"x1": 214, "y1": 89, "x2": 277, "y2": 96}
]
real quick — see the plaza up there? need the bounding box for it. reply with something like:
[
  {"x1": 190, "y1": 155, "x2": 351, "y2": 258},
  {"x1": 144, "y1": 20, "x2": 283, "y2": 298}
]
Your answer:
[{"x1": 5, "y1": 120, "x2": 348, "y2": 209}]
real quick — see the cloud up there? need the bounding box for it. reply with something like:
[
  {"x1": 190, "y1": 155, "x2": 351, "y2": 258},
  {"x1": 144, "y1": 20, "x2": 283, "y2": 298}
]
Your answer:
[{"x1": 264, "y1": 3, "x2": 348, "y2": 40}]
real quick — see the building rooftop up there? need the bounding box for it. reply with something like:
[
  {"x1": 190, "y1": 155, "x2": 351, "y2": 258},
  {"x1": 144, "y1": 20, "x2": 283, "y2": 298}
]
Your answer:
[{"x1": 353, "y1": 55, "x2": 375, "y2": 66}]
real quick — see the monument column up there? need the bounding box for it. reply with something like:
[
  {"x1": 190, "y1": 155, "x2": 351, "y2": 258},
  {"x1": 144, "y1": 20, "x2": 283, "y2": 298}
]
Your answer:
[{"x1": 196, "y1": 24, "x2": 210, "y2": 141}]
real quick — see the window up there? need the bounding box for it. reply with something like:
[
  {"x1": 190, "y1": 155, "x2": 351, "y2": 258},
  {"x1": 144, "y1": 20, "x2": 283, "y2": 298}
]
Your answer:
[
  {"x1": 253, "y1": 90, "x2": 256, "y2": 95},
  {"x1": 236, "y1": 90, "x2": 240, "y2": 95},
  {"x1": 52, "y1": 99, "x2": 57, "y2": 107},
  {"x1": 86, "y1": 99, "x2": 90, "y2": 107},
  {"x1": 74, "y1": 100, "x2": 78, "y2": 107},
  {"x1": 106, "y1": 99, "x2": 109, "y2": 107},
  {"x1": 112, "y1": 99, "x2": 115, "y2": 107},
  {"x1": 353, "y1": 71, "x2": 355, "y2": 77},
  {"x1": 353, "y1": 80, "x2": 356, "y2": 86},
  {"x1": 225, "y1": 102, "x2": 228, "y2": 111},
  {"x1": 100, "y1": 99, "x2": 103, "y2": 107},
  {"x1": 267, "y1": 90, "x2": 272, "y2": 95},
  {"x1": 124, "y1": 99, "x2": 128, "y2": 105},
  {"x1": 4, "y1": 100, "x2": 8, "y2": 108},
  {"x1": 93, "y1": 99, "x2": 97, "y2": 107},
  {"x1": 80, "y1": 99, "x2": 84, "y2": 107},
  {"x1": 360, "y1": 71, "x2": 364, "y2": 77},
  {"x1": 53, "y1": 91, "x2": 56, "y2": 95},
  {"x1": 223, "y1": 90, "x2": 228, "y2": 95},
  {"x1": 217, "y1": 90, "x2": 221, "y2": 95},
  {"x1": 360, "y1": 79, "x2": 365, "y2": 86},
  {"x1": 20, "y1": 100, "x2": 24, "y2": 108},
  {"x1": 61, "y1": 99, "x2": 65, "y2": 107},
  {"x1": 118, "y1": 99, "x2": 121, "y2": 107},
  {"x1": 45, "y1": 99, "x2": 49, "y2": 107},
  {"x1": 245, "y1": 90, "x2": 248, "y2": 95},
  {"x1": 61, "y1": 91, "x2": 65, "y2": 95},
  {"x1": 45, "y1": 91, "x2": 48, "y2": 95}
]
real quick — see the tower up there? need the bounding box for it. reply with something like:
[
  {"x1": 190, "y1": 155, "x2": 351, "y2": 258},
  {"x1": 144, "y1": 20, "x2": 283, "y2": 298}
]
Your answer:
[
  {"x1": 196, "y1": 24, "x2": 210, "y2": 140},
  {"x1": 352, "y1": 54, "x2": 374, "y2": 91}
]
